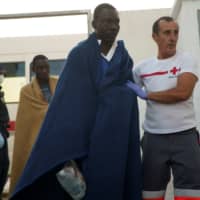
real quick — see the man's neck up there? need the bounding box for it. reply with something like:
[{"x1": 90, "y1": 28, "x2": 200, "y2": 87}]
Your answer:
[
  {"x1": 157, "y1": 50, "x2": 176, "y2": 59},
  {"x1": 100, "y1": 41, "x2": 113, "y2": 55},
  {"x1": 37, "y1": 78, "x2": 49, "y2": 88}
]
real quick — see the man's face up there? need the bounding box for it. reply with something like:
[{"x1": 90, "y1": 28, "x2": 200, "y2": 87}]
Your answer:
[
  {"x1": 153, "y1": 20, "x2": 179, "y2": 59},
  {"x1": 33, "y1": 59, "x2": 50, "y2": 81},
  {"x1": 93, "y1": 8, "x2": 120, "y2": 44}
]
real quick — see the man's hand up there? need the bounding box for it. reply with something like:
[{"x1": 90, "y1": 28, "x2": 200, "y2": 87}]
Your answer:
[{"x1": 126, "y1": 81, "x2": 147, "y2": 100}]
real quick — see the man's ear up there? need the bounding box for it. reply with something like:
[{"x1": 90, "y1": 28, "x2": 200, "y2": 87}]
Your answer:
[{"x1": 152, "y1": 33, "x2": 157, "y2": 43}]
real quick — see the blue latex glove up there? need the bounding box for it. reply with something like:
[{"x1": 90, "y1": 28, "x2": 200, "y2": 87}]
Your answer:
[
  {"x1": 0, "y1": 132, "x2": 5, "y2": 149},
  {"x1": 126, "y1": 81, "x2": 147, "y2": 100}
]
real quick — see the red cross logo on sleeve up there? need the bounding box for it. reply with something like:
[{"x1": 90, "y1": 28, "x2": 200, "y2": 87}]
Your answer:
[{"x1": 170, "y1": 66, "x2": 181, "y2": 75}]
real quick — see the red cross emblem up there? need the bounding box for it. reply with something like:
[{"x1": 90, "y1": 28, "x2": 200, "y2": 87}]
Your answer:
[{"x1": 170, "y1": 66, "x2": 180, "y2": 75}]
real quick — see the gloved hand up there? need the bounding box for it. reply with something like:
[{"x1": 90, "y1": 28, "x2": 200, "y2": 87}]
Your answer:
[
  {"x1": 126, "y1": 81, "x2": 147, "y2": 100},
  {"x1": 0, "y1": 132, "x2": 5, "y2": 149}
]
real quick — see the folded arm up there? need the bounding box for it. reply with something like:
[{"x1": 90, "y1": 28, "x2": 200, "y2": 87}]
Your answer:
[{"x1": 147, "y1": 72, "x2": 198, "y2": 104}]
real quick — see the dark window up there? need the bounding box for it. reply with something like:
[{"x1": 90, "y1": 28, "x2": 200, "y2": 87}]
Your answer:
[
  {"x1": 49, "y1": 59, "x2": 65, "y2": 76},
  {"x1": 0, "y1": 62, "x2": 25, "y2": 77},
  {"x1": 30, "y1": 59, "x2": 65, "y2": 78}
]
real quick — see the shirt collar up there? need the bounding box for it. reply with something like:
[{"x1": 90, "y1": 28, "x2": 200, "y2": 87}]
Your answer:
[{"x1": 97, "y1": 40, "x2": 118, "y2": 62}]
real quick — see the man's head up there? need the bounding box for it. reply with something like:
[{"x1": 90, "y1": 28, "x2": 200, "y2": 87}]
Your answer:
[
  {"x1": 31, "y1": 55, "x2": 50, "y2": 82},
  {"x1": 92, "y1": 3, "x2": 120, "y2": 45},
  {"x1": 152, "y1": 16, "x2": 179, "y2": 59}
]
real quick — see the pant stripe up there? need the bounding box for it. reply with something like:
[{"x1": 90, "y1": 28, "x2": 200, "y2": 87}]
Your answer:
[
  {"x1": 143, "y1": 190, "x2": 165, "y2": 200},
  {"x1": 175, "y1": 189, "x2": 200, "y2": 197}
]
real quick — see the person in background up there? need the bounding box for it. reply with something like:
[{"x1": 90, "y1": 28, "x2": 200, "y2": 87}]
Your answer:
[
  {"x1": 9, "y1": 55, "x2": 58, "y2": 195},
  {"x1": 128, "y1": 16, "x2": 200, "y2": 200},
  {"x1": 10, "y1": 3, "x2": 142, "y2": 200},
  {"x1": 0, "y1": 66, "x2": 10, "y2": 200}
]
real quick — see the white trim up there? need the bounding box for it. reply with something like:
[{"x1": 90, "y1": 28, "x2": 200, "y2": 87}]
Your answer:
[
  {"x1": 175, "y1": 189, "x2": 200, "y2": 197},
  {"x1": 171, "y1": 0, "x2": 182, "y2": 19},
  {"x1": 142, "y1": 190, "x2": 166, "y2": 198}
]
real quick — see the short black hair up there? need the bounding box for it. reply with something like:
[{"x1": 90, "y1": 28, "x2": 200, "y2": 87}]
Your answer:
[
  {"x1": 93, "y1": 3, "x2": 117, "y2": 20},
  {"x1": 152, "y1": 16, "x2": 175, "y2": 34},
  {"x1": 31, "y1": 54, "x2": 48, "y2": 67}
]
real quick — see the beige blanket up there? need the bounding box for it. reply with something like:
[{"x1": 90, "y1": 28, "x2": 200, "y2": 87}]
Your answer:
[{"x1": 9, "y1": 77, "x2": 57, "y2": 194}]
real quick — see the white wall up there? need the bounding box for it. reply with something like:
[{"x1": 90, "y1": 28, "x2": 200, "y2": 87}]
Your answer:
[
  {"x1": 119, "y1": 9, "x2": 170, "y2": 63},
  {"x1": 0, "y1": 34, "x2": 86, "y2": 66},
  {"x1": 119, "y1": 8, "x2": 170, "y2": 133},
  {"x1": 0, "y1": 8, "x2": 170, "y2": 69}
]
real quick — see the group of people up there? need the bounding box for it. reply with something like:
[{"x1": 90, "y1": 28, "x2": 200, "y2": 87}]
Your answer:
[{"x1": 0, "y1": 3, "x2": 199, "y2": 200}]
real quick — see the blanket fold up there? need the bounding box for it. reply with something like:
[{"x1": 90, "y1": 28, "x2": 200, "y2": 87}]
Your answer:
[{"x1": 10, "y1": 77, "x2": 57, "y2": 194}]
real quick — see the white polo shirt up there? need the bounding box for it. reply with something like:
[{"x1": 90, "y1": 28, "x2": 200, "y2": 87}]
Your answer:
[{"x1": 133, "y1": 51, "x2": 198, "y2": 134}]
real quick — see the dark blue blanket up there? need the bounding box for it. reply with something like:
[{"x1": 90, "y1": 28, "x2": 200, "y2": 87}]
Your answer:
[{"x1": 10, "y1": 33, "x2": 142, "y2": 200}]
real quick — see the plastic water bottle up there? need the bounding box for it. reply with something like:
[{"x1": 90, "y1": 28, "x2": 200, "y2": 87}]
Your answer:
[
  {"x1": 0, "y1": 132, "x2": 5, "y2": 149},
  {"x1": 56, "y1": 161, "x2": 86, "y2": 200}
]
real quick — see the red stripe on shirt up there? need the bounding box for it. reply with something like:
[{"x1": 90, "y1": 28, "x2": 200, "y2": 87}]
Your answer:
[{"x1": 140, "y1": 71, "x2": 168, "y2": 78}]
